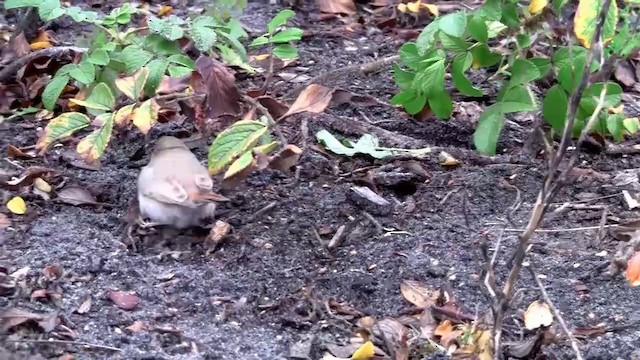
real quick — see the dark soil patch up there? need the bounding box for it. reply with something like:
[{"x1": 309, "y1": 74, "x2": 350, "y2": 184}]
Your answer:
[{"x1": 2, "y1": 1, "x2": 640, "y2": 360}]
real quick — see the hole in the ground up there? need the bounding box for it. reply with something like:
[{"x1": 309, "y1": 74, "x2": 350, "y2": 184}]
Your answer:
[{"x1": 390, "y1": 181, "x2": 418, "y2": 197}]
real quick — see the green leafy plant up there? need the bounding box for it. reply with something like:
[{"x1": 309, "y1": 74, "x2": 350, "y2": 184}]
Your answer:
[
  {"x1": 249, "y1": 9, "x2": 303, "y2": 60},
  {"x1": 391, "y1": 0, "x2": 639, "y2": 155},
  {"x1": 5, "y1": 0, "x2": 250, "y2": 110}
]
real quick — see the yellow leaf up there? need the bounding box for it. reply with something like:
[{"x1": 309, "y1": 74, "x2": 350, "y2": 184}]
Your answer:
[
  {"x1": 114, "y1": 104, "x2": 135, "y2": 126},
  {"x1": 76, "y1": 113, "x2": 115, "y2": 163},
  {"x1": 115, "y1": 67, "x2": 150, "y2": 101},
  {"x1": 7, "y1": 196, "x2": 27, "y2": 215},
  {"x1": 30, "y1": 41, "x2": 52, "y2": 50},
  {"x1": 574, "y1": 0, "x2": 618, "y2": 48},
  {"x1": 626, "y1": 251, "x2": 640, "y2": 286},
  {"x1": 406, "y1": 1, "x2": 422, "y2": 13},
  {"x1": 36, "y1": 112, "x2": 91, "y2": 153},
  {"x1": 223, "y1": 151, "x2": 255, "y2": 180},
  {"x1": 523, "y1": 300, "x2": 553, "y2": 330},
  {"x1": 157, "y1": 5, "x2": 172, "y2": 16},
  {"x1": 424, "y1": 3, "x2": 439, "y2": 16},
  {"x1": 132, "y1": 99, "x2": 160, "y2": 134},
  {"x1": 528, "y1": 0, "x2": 548, "y2": 15},
  {"x1": 351, "y1": 341, "x2": 374, "y2": 360},
  {"x1": 397, "y1": 3, "x2": 408, "y2": 13},
  {"x1": 33, "y1": 178, "x2": 52, "y2": 193},
  {"x1": 608, "y1": 104, "x2": 624, "y2": 114}
]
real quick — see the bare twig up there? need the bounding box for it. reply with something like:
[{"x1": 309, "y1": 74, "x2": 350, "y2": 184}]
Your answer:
[
  {"x1": 0, "y1": 46, "x2": 88, "y2": 83},
  {"x1": 242, "y1": 95, "x2": 287, "y2": 145},
  {"x1": 527, "y1": 267, "x2": 584, "y2": 360},
  {"x1": 489, "y1": 1, "x2": 613, "y2": 357},
  {"x1": 327, "y1": 224, "x2": 347, "y2": 250}
]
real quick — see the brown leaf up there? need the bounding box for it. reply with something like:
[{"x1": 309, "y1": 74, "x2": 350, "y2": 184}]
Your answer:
[
  {"x1": 281, "y1": 84, "x2": 335, "y2": 119},
  {"x1": 331, "y1": 89, "x2": 383, "y2": 107},
  {"x1": 0, "y1": 166, "x2": 57, "y2": 191},
  {"x1": 400, "y1": 280, "x2": 435, "y2": 308},
  {"x1": 55, "y1": 186, "x2": 98, "y2": 206},
  {"x1": 193, "y1": 56, "x2": 242, "y2": 118},
  {"x1": 257, "y1": 96, "x2": 290, "y2": 119},
  {"x1": 155, "y1": 75, "x2": 191, "y2": 95},
  {"x1": 125, "y1": 320, "x2": 147, "y2": 332},
  {"x1": 0, "y1": 308, "x2": 44, "y2": 333},
  {"x1": 75, "y1": 296, "x2": 92, "y2": 314},
  {"x1": 316, "y1": 0, "x2": 357, "y2": 14},
  {"x1": 268, "y1": 144, "x2": 302, "y2": 172},
  {"x1": 205, "y1": 220, "x2": 231, "y2": 249},
  {"x1": 107, "y1": 289, "x2": 139, "y2": 310},
  {"x1": 0, "y1": 214, "x2": 10, "y2": 229},
  {"x1": 10, "y1": 32, "x2": 31, "y2": 57},
  {"x1": 614, "y1": 60, "x2": 637, "y2": 87}
]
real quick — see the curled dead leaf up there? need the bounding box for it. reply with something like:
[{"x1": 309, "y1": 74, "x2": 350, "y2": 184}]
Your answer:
[
  {"x1": 523, "y1": 300, "x2": 553, "y2": 330},
  {"x1": 205, "y1": 220, "x2": 231, "y2": 250},
  {"x1": 400, "y1": 280, "x2": 435, "y2": 308},
  {"x1": 316, "y1": 0, "x2": 357, "y2": 15},
  {"x1": 280, "y1": 84, "x2": 335, "y2": 120}
]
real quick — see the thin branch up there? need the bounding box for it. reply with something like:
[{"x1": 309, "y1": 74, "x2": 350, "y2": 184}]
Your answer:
[
  {"x1": 0, "y1": 46, "x2": 88, "y2": 83},
  {"x1": 6, "y1": 339, "x2": 121, "y2": 352},
  {"x1": 242, "y1": 95, "x2": 287, "y2": 145}
]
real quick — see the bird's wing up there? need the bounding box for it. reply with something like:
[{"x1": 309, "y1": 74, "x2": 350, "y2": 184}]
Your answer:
[{"x1": 139, "y1": 166, "x2": 191, "y2": 205}]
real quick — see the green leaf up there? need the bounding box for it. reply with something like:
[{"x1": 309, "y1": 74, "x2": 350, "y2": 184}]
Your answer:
[
  {"x1": 120, "y1": 45, "x2": 153, "y2": 72},
  {"x1": 223, "y1": 151, "x2": 254, "y2": 180},
  {"x1": 451, "y1": 52, "x2": 483, "y2": 97},
  {"x1": 439, "y1": 33, "x2": 469, "y2": 52},
  {"x1": 624, "y1": 117, "x2": 639, "y2": 134},
  {"x1": 268, "y1": 9, "x2": 295, "y2": 34},
  {"x1": 574, "y1": 0, "x2": 618, "y2": 48},
  {"x1": 390, "y1": 89, "x2": 416, "y2": 105},
  {"x1": 498, "y1": 84, "x2": 536, "y2": 107},
  {"x1": 88, "y1": 49, "x2": 110, "y2": 65},
  {"x1": 414, "y1": 58, "x2": 445, "y2": 96},
  {"x1": 392, "y1": 63, "x2": 414, "y2": 89},
  {"x1": 516, "y1": 34, "x2": 532, "y2": 49},
  {"x1": 42, "y1": 75, "x2": 69, "y2": 111},
  {"x1": 473, "y1": 105, "x2": 504, "y2": 155},
  {"x1": 468, "y1": 16, "x2": 488, "y2": 42},
  {"x1": 249, "y1": 36, "x2": 269, "y2": 47},
  {"x1": 391, "y1": 89, "x2": 427, "y2": 115},
  {"x1": 115, "y1": 67, "x2": 149, "y2": 101},
  {"x1": 144, "y1": 34, "x2": 183, "y2": 55},
  {"x1": 399, "y1": 43, "x2": 423, "y2": 71},
  {"x1": 508, "y1": 58, "x2": 541, "y2": 88},
  {"x1": 439, "y1": 11, "x2": 467, "y2": 38},
  {"x1": 428, "y1": 91, "x2": 453, "y2": 119},
  {"x1": 552, "y1": 0, "x2": 569, "y2": 12},
  {"x1": 69, "y1": 61, "x2": 95, "y2": 85},
  {"x1": 76, "y1": 112, "x2": 115, "y2": 162},
  {"x1": 552, "y1": 46, "x2": 587, "y2": 70},
  {"x1": 416, "y1": 20, "x2": 440, "y2": 54},
  {"x1": 500, "y1": 3, "x2": 519, "y2": 27},
  {"x1": 529, "y1": 57, "x2": 551, "y2": 78},
  {"x1": 271, "y1": 28, "x2": 303, "y2": 43},
  {"x1": 542, "y1": 84, "x2": 568, "y2": 132},
  {"x1": 471, "y1": 43, "x2": 501, "y2": 68},
  {"x1": 474, "y1": 0, "x2": 501, "y2": 20},
  {"x1": 557, "y1": 58, "x2": 585, "y2": 93},
  {"x1": 606, "y1": 113, "x2": 624, "y2": 141},
  {"x1": 191, "y1": 21, "x2": 217, "y2": 52},
  {"x1": 38, "y1": 0, "x2": 65, "y2": 21},
  {"x1": 36, "y1": 112, "x2": 91, "y2": 151},
  {"x1": 582, "y1": 82, "x2": 622, "y2": 108},
  {"x1": 273, "y1": 44, "x2": 298, "y2": 59},
  {"x1": 167, "y1": 65, "x2": 192, "y2": 77},
  {"x1": 208, "y1": 120, "x2": 268, "y2": 175},
  {"x1": 70, "y1": 82, "x2": 115, "y2": 111},
  {"x1": 144, "y1": 59, "x2": 169, "y2": 96},
  {"x1": 5, "y1": 0, "x2": 44, "y2": 9},
  {"x1": 493, "y1": 101, "x2": 536, "y2": 113},
  {"x1": 167, "y1": 54, "x2": 195, "y2": 69}
]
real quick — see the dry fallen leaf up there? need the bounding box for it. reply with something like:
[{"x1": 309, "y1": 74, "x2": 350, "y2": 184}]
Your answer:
[
  {"x1": 56, "y1": 186, "x2": 98, "y2": 206},
  {"x1": 280, "y1": 84, "x2": 335, "y2": 120},
  {"x1": 205, "y1": 220, "x2": 231, "y2": 250},
  {"x1": 33, "y1": 178, "x2": 52, "y2": 193},
  {"x1": 268, "y1": 144, "x2": 302, "y2": 172},
  {"x1": 351, "y1": 340, "x2": 375, "y2": 360},
  {"x1": 439, "y1": 151, "x2": 460, "y2": 166},
  {"x1": 75, "y1": 296, "x2": 92, "y2": 314},
  {"x1": 125, "y1": 320, "x2": 147, "y2": 332},
  {"x1": 626, "y1": 251, "x2": 640, "y2": 286},
  {"x1": 107, "y1": 289, "x2": 139, "y2": 311},
  {"x1": 316, "y1": 0, "x2": 356, "y2": 15},
  {"x1": 523, "y1": 300, "x2": 553, "y2": 330},
  {"x1": 6, "y1": 196, "x2": 27, "y2": 215},
  {"x1": 400, "y1": 280, "x2": 435, "y2": 308}
]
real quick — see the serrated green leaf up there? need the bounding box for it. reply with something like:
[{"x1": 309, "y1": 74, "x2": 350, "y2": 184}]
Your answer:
[
  {"x1": 273, "y1": 44, "x2": 298, "y2": 59},
  {"x1": 582, "y1": 82, "x2": 622, "y2": 108},
  {"x1": 413, "y1": 58, "x2": 445, "y2": 96},
  {"x1": 76, "y1": 112, "x2": 115, "y2": 162},
  {"x1": 167, "y1": 65, "x2": 192, "y2": 77},
  {"x1": 508, "y1": 58, "x2": 541, "y2": 88},
  {"x1": 606, "y1": 113, "x2": 624, "y2": 141},
  {"x1": 429, "y1": 91, "x2": 453, "y2": 119},
  {"x1": 529, "y1": 57, "x2": 551, "y2": 78},
  {"x1": 474, "y1": 0, "x2": 501, "y2": 20},
  {"x1": 132, "y1": 99, "x2": 160, "y2": 134},
  {"x1": 468, "y1": 16, "x2": 488, "y2": 42},
  {"x1": 498, "y1": 84, "x2": 536, "y2": 107},
  {"x1": 416, "y1": 20, "x2": 440, "y2": 54},
  {"x1": 451, "y1": 52, "x2": 483, "y2": 97},
  {"x1": 271, "y1": 28, "x2": 303, "y2": 43},
  {"x1": 5, "y1": 0, "x2": 44, "y2": 9},
  {"x1": 557, "y1": 57, "x2": 586, "y2": 93},
  {"x1": 439, "y1": 11, "x2": 467, "y2": 38},
  {"x1": 471, "y1": 43, "x2": 501, "y2": 68},
  {"x1": 69, "y1": 61, "x2": 95, "y2": 85},
  {"x1": 392, "y1": 63, "x2": 414, "y2": 89},
  {"x1": 223, "y1": 150, "x2": 254, "y2": 180},
  {"x1": 552, "y1": 46, "x2": 587, "y2": 70},
  {"x1": 38, "y1": 0, "x2": 65, "y2": 21},
  {"x1": 208, "y1": 120, "x2": 268, "y2": 175},
  {"x1": 624, "y1": 117, "x2": 639, "y2": 134},
  {"x1": 439, "y1": 33, "x2": 469, "y2": 52},
  {"x1": 501, "y1": 3, "x2": 519, "y2": 27},
  {"x1": 516, "y1": 34, "x2": 532, "y2": 48},
  {"x1": 250, "y1": 36, "x2": 269, "y2": 47},
  {"x1": 191, "y1": 23, "x2": 217, "y2": 52},
  {"x1": 36, "y1": 112, "x2": 91, "y2": 151},
  {"x1": 399, "y1": 43, "x2": 422, "y2": 71},
  {"x1": 268, "y1": 9, "x2": 295, "y2": 34},
  {"x1": 145, "y1": 59, "x2": 169, "y2": 96},
  {"x1": 88, "y1": 49, "x2": 109, "y2": 65},
  {"x1": 42, "y1": 75, "x2": 69, "y2": 111},
  {"x1": 473, "y1": 105, "x2": 504, "y2": 155},
  {"x1": 70, "y1": 82, "x2": 115, "y2": 111},
  {"x1": 120, "y1": 45, "x2": 153, "y2": 72},
  {"x1": 167, "y1": 54, "x2": 195, "y2": 69}
]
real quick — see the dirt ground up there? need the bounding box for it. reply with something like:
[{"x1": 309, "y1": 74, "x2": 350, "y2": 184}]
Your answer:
[{"x1": 2, "y1": 1, "x2": 640, "y2": 359}]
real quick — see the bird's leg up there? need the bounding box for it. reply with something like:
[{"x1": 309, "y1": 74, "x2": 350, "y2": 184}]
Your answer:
[{"x1": 136, "y1": 215, "x2": 162, "y2": 229}]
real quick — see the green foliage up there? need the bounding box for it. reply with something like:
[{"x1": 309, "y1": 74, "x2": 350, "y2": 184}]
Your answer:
[
  {"x1": 249, "y1": 9, "x2": 303, "y2": 60},
  {"x1": 392, "y1": 0, "x2": 637, "y2": 155}
]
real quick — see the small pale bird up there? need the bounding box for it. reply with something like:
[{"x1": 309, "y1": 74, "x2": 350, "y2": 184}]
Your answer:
[{"x1": 137, "y1": 136, "x2": 228, "y2": 229}]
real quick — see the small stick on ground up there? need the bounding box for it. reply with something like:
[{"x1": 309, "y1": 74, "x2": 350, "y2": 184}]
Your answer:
[
  {"x1": 327, "y1": 225, "x2": 347, "y2": 250},
  {"x1": 527, "y1": 267, "x2": 584, "y2": 360},
  {"x1": 242, "y1": 95, "x2": 287, "y2": 145},
  {"x1": 7, "y1": 339, "x2": 121, "y2": 352},
  {"x1": 363, "y1": 212, "x2": 383, "y2": 235},
  {"x1": 249, "y1": 201, "x2": 278, "y2": 222}
]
